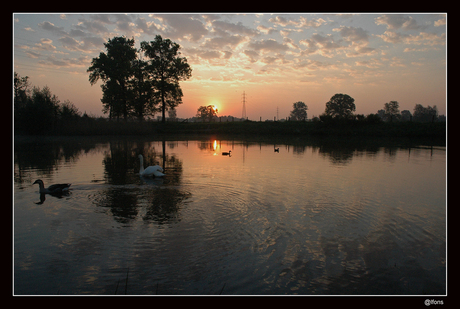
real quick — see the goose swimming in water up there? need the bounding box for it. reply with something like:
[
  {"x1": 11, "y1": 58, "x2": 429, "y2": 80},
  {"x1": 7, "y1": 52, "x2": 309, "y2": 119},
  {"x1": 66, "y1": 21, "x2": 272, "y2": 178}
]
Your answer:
[
  {"x1": 138, "y1": 154, "x2": 165, "y2": 177},
  {"x1": 33, "y1": 179, "x2": 71, "y2": 194}
]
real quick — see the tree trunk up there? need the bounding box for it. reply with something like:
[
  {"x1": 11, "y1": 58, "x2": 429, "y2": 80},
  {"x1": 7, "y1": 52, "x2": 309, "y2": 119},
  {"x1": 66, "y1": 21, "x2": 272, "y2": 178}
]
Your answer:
[{"x1": 161, "y1": 91, "x2": 166, "y2": 123}]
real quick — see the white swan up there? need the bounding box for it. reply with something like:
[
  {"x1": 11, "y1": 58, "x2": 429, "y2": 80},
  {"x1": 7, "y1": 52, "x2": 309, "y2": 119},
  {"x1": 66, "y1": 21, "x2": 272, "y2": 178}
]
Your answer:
[
  {"x1": 138, "y1": 154, "x2": 165, "y2": 177},
  {"x1": 33, "y1": 179, "x2": 71, "y2": 194}
]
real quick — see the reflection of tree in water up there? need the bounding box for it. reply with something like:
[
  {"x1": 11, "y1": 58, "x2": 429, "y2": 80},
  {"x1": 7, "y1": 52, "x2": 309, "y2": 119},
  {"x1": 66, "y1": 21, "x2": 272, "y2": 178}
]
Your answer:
[
  {"x1": 94, "y1": 188, "x2": 139, "y2": 224},
  {"x1": 197, "y1": 140, "x2": 216, "y2": 152},
  {"x1": 14, "y1": 138, "x2": 101, "y2": 185},
  {"x1": 103, "y1": 139, "x2": 140, "y2": 185},
  {"x1": 319, "y1": 145, "x2": 355, "y2": 165},
  {"x1": 98, "y1": 138, "x2": 187, "y2": 225},
  {"x1": 143, "y1": 187, "x2": 192, "y2": 224},
  {"x1": 313, "y1": 139, "x2": 381, "y2": 166}
]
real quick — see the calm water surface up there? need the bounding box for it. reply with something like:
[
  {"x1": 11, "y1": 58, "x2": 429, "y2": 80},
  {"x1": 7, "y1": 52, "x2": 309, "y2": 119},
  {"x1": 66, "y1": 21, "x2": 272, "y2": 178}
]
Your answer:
[{"x1": 13, "y1": 136, "x2": 446, "y2": 295}]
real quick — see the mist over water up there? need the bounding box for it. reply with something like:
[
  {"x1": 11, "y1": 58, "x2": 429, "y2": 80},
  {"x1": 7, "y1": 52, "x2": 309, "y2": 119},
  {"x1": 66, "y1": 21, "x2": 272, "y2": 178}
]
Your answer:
[{"x1": 14, "y1": 136, "x2": 446, "y2": 295}]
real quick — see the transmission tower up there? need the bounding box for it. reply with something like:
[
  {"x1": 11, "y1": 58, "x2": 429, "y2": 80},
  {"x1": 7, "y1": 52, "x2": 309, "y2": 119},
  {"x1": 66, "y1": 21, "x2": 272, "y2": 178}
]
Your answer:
[{"x1": 242, "y1": 91, "x2": 247, "y2": 119}]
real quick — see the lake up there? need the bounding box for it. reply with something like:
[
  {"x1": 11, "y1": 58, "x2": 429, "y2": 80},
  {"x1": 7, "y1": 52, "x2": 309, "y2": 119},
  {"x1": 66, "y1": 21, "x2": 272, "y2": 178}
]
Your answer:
[{"x1": 13, "y1": 135, "x2": 446, "y2": 295}]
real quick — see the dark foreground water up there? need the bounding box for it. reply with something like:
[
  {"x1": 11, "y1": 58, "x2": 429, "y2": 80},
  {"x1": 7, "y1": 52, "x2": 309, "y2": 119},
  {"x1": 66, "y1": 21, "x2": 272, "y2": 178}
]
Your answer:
[{"x1": 13, "y1": 136, "x2": 446, "y2": 295}]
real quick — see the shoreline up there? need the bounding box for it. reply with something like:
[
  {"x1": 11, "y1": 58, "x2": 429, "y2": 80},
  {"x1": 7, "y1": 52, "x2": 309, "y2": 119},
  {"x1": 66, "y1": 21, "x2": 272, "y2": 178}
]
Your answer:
[{"x1": 14, "y1": 121, "x2": 446, "y2": 147}]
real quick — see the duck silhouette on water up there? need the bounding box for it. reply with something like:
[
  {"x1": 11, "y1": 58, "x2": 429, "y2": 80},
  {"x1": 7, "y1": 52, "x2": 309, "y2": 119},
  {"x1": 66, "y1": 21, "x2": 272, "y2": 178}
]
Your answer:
[
  {"x1": 33, "y1": 179, "x2": 71, "y2": 204},
  {"x1": 33, "y1": 179, "x2": 71, "y2": 195}
]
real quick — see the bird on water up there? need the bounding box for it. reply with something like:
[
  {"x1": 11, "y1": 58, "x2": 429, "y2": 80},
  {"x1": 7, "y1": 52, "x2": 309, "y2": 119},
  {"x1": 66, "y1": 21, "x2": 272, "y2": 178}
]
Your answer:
[
  {"x1": 33, "y1": 179, "x2": 71, "y2": 195},
  {"x1": 138, "y1": 154, "x2": 165, "y2": 177}
]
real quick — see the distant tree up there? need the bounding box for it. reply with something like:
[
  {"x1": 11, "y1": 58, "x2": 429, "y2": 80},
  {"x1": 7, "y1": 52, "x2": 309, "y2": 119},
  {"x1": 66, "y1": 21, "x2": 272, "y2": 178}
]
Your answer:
[
  {"x1": 168, "y1": 108, "x2": 177, "y2": 121},
  {"x1": 141, "y1": 35, "x2": 192, "y2": 123},
  {"x1": 14, "y1": 72, "x2": 31, "y2": 109},
  {"x1": 20, "y1": 86, "x2": 61, "y2": 134},
  {"x1": 88, "y1": 36, "x2": 137, "y2": 121},
  {"x1": 290, "y1": 101, "x2": 308, "y2": 121},
  {"x1": 401, "y1": 110, "x2": 412, "y2": 121},
  {"x1": 366, "y1": 113, "x2": 383, "y2": 124},
  {"x1": 383, "y1": 101, "x2": 400, "y2": 122},
  {"x1": 413, "y1": 104, "x2": 438, "y2": 122},
  {"x1": 325, "y1": 93, "x2": 356, "y2": 119},
  {"x1": 60, "y1": 100, "x2": 81, "y2": 120},
  {"x1": 196, "y1": 105, "x2": 218, "y2": 122}
]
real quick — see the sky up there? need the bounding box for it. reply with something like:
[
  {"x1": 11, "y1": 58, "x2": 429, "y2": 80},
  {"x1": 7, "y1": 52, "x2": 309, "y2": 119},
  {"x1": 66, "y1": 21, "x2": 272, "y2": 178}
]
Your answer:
[{"x1": 13, "y1": 13, "x2": 447, "y2": 120}]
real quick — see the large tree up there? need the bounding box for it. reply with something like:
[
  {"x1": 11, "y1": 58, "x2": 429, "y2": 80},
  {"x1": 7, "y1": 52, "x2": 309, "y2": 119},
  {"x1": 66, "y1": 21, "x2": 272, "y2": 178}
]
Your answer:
[
  {"x1": 383, "y1": 101, "x2": 400, "y2": 122},
  {"x1": 290, "y1": 101, "x2": 308, "y2": 121},
  {"x1": 325, "y1": 93, "x2": 356, "y2": 119},
  {"x1": 88, "y1": 36, "x2": 137, "y2": 121},
  {"x1": 141, "y1": 35, "x2": 192, "y2": 123}
]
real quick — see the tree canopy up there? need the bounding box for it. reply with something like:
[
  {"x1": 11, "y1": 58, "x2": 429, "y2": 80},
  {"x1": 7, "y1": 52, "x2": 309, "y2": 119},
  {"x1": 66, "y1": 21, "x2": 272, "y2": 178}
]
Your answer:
[
  {"x1": 88, "y1": 37, "x2": 137, "y2": 121},
  {"x1": 87, "y1": 35, "x2": 191, "y2": 122},
  {"x1": 383, "y1": 101, "x2": 400, "y2": 122},
  {"x1": 196, "y1": 105, "x2": 218, "y2": 122},
  {"x1": 324, "y1": 93, "x2": 356, "y2": 119},
  {"x1": 290, "y1": 101, "x2": 308, "y2": 121},
  {"x1": 141, "y1": 35, "x2": 192, "y2": 123}
]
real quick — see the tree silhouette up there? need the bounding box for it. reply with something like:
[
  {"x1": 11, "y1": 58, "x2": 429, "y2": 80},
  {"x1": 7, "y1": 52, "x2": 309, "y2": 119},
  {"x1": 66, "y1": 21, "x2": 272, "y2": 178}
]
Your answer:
[
  {"x1": 141, "y1": 35, "x2": 192, "y2": 123},
  {"x1": 383, "y1": 101, "x2": 400, "y2": 122},
  {"x1": 196, "y1": 105, "x2": 218, "y2": 122},
  {"x1": 290, "y1": 101, "x2": 308, "y2": 121},
  {"x1": 88, "y1": 37, "x2": 137, "y2": 121},
  {"x1": 325, "y1": 93, "x2": 356, "y2": 119}
]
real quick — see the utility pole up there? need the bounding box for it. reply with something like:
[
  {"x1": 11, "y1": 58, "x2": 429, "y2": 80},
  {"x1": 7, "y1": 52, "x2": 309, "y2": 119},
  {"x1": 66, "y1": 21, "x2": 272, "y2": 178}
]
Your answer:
[
  {"x1": 242, "y1": 91, "x2": 247, "y2": 119},
  {"x1": 276, "y1": 106, "x2": 279, "y2": 121}
]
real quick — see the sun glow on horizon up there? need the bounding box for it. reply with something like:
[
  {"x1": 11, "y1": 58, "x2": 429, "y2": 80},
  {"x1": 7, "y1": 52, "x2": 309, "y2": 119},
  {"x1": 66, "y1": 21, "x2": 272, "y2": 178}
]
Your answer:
[{"x1": 210, "y1": 103, "x2": 219, "y2": 114}]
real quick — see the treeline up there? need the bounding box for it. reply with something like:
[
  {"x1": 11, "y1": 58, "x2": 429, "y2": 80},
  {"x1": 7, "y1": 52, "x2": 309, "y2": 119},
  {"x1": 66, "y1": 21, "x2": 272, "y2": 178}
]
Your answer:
[
  {"x1": 13, "y1": 72, "x2": 161, "y2": 135},
  {"x1": 14, "y1": 72, "x2": 82, "y2": 135}
]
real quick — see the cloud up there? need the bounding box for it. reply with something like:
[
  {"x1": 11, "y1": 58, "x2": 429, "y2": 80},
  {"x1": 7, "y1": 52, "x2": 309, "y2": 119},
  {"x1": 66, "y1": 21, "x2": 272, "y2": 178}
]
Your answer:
[
  {"x1": 212, "y1": 20, "x2": 257, "y2": 36},
  {"x1": 248, "y1": 38, "x2": 289, "y2": 53},
  {"x1": 155, "y1": 15, "x2": 208, "y2": 42},
  {"x1": 434, "y1": 17, "x2": 446, "y2": 27},
  {"x1": 294, "y1": 59, "x2": 334, "y2": 71},
  {"x1": 201, "y1": 34, "x2": 248, "y2": 50},
  {"x1": 355, "y1": 59, "x2": 383, "y2": 69},
  {"x1": 374, "y1": 14, "x2": 421, "y2": 31},
  {"x1": 58, "y1": 36, "x2": 104, "y2": 53},
  {"x1": 38, "y1": 21, "x2": 67, "y2": 36},
  {"x1": 257, "y1": 24, "x2": 276, "y2": 35},
  {"x1": 299, "y1": 33, "x2": 342, "y2": 57},
  {"x1": 243, "y1": 50, "x2": 258, "y2": 63},
  {"x1": 34, "y1": 38, "x2": 57, "y2": 51},
  {"x1": 184, "y1": 47, "x2": 232, "y2": 64},
  {"x1": 378, "y1": 30, "x2": 445, "y2": 46},
  {"x1": 268, "y1": 15, "x2": 326, "y2": 28},
  {"x1": 333, "y1": 26, "x2": 369, "y2": 43},
  {"x1": 38, "y1": 55, "x2": 90, "y2": 68},
  {"x1": 377, "y1": 31, "x2": 407, "y2": 44},
  {"x1": 269, "y1": 16, "x2": 297, "y2": 27},
  {"x1": 74, "y1": 19, "x2": 110, "y2": 35}
]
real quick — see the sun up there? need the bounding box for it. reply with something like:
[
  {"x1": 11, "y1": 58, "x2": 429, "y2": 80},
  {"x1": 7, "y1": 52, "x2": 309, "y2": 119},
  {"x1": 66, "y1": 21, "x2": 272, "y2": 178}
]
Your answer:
[{"x1": 210, "y1": 103, "x2": 219, "y2": 113}]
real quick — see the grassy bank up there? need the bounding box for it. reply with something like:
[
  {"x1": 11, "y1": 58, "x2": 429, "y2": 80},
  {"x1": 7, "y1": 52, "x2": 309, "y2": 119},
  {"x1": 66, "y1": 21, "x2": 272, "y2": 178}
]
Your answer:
[{"x1": 15, "y1": 118, "x2": 446, "y2": 144}]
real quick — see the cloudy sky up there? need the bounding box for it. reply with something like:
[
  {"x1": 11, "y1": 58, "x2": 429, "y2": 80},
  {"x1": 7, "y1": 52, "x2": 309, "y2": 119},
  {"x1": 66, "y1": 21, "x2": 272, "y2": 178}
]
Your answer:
[{"x1": 13, "y1": 13, "x2": 447, "y2": 120}]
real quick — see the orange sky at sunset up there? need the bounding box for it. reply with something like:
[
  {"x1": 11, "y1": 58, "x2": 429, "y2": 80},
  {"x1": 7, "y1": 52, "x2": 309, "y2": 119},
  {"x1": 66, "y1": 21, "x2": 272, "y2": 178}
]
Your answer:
[{"x1": 13, "y1": 13, "x2": 447, "y2": 120}]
